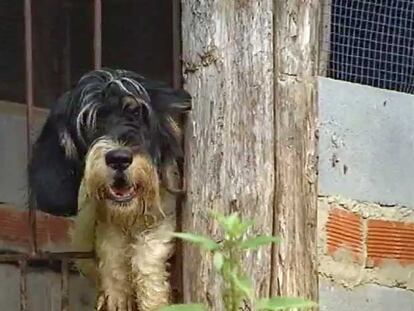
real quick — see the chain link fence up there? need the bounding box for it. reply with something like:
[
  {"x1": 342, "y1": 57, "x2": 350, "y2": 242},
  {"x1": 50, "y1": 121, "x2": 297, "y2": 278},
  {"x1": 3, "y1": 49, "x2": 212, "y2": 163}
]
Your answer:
[{"x1": 322, "y1": 0, "x2": 414, "y2": 94}]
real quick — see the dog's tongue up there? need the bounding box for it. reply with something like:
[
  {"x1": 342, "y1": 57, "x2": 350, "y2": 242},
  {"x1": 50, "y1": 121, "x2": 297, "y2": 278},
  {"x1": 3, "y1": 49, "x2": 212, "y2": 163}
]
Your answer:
[{"x1": 112, "y1": 186, "x2": 132, "y2": 196}]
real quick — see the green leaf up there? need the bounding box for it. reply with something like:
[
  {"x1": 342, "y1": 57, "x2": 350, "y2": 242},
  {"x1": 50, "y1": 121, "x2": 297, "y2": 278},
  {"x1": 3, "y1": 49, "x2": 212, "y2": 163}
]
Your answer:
[
  {"x1": 240, "y1": 235, "x2": 281, "y2": 250},
  {"x1": 231, "y1": 271, "x2": 254, "y2": 298},
  {"x1": 209, "y1": 210, "x2": 228, "y2": 228},
  {"x1": 213, "y1": 252, "x2": 224, "y2": 271},
  {"x1": 159, "y1": 303, "x2": 207, "y2": 311},
  {"x1": 256, "y1": 297, "x2": 317, "y2": 310},
  {"x1": 232, "y1": 220, "x2": 253, "y2": 237},
  {"x1": 224, "y1": 213, "x2": 240, "y2": 233},
  {"x1": 171, "y1": 232, "x2": 219, "y2": 251}
]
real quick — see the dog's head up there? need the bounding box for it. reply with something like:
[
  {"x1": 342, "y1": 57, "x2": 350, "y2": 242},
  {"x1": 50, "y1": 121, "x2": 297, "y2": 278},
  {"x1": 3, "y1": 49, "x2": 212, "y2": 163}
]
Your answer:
[
  {"x1": 75, "y1": 69, "x2": 190, "y2": 209},
  {"x1": 29, "y1": 68, "x2": 190, "y2": 216},
  {"x1": 67, "y1": 68, "x2": 190, "y2": 164}
]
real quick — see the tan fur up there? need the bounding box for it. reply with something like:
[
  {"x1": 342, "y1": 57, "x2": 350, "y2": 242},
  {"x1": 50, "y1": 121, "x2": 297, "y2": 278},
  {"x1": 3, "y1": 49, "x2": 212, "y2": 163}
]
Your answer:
[{"x1": 71, "y1": 139, "x2": 176, "y2": 311}]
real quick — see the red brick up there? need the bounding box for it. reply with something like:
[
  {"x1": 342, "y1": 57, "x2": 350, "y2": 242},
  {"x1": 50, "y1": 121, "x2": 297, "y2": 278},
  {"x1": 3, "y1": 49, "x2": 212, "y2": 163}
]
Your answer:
[
  {"x1": 0, "y1": 204, "x2": 73, "y2": 252},
  {"x1": 326, "y1": 207, "x2": 363, "y2": 263},
  {"x1": 367, "y1": 219, "x2": 414, "y2": 266}
]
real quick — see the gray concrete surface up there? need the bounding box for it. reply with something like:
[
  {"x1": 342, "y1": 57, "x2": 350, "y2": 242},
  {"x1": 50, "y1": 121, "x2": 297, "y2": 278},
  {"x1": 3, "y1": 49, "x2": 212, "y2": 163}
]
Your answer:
[
  {"x1": 318, "y1": 77, "x2": 414, "y2": 207},
  {"x1": 320, "y1": 278, "x2": 414, "y2": 311},
  {"x1": 0, "y1": 102, "x2": 47, "y2": 209}
]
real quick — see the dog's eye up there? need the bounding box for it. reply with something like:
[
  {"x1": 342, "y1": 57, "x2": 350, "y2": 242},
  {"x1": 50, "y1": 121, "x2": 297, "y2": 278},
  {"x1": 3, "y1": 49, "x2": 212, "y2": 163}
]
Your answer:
[
  {"x1": 126, "y1": 106, "x2": 141, "y2": 117},
  {"x1": 132, "y1": 108, "x2": 141, "y2": 116}
]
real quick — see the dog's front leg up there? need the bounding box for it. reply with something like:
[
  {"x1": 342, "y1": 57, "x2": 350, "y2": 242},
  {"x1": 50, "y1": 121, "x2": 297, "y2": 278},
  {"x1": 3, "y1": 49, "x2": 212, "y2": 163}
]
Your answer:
[
  {"x1": 130, "y1": 220, "x2": 174, "y2": 311},
  {"x1": 95, "y1": 223, "x2": 137, "y2": 311}
]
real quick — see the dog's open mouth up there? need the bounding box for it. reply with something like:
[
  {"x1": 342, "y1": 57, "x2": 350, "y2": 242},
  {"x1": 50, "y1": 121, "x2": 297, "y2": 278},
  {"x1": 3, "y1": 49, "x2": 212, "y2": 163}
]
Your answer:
[{"x1": 107, "y1": 185, "x2": 136, "y2": 203}]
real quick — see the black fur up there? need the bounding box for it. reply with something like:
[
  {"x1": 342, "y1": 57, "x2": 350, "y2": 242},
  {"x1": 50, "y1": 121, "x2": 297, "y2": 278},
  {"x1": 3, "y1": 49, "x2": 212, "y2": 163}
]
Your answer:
[{"x1": 29, "y1": 68, "x2": 191, "y2": 216}]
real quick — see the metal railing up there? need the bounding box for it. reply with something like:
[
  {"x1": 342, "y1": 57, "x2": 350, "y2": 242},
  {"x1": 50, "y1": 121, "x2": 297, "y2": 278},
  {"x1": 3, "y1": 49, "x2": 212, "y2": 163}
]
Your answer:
[
  {"x1": 0, "y1": 1, "x2": 102, "y2": 309},
  {"x1": 0, "y1": 1, "x2": 184, "y2": 309}
]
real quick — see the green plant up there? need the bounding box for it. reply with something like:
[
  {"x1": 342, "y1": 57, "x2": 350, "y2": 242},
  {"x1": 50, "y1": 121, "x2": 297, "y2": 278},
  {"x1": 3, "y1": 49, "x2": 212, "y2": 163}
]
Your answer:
[{"x1": 161, "y1": 211, "x2": 316, "y2": 311}]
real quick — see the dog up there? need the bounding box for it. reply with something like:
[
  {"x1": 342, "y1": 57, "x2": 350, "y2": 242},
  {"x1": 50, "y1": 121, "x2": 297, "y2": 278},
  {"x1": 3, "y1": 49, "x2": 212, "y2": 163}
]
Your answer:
[{"x1": 28, "y1": 68, "x2": 191, "y2": 310}]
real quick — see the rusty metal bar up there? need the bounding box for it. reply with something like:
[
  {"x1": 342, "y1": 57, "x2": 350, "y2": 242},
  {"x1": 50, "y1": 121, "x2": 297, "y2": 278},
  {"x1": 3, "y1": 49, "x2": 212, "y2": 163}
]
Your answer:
[
  {"x1": 94, "y1": 0, "x2": 102, "y2": 69},
  {"x1": 172, "y1": 1, "x2": 181, "y2": 89},
  {"x1": 19, "y1": 260, "x2": 28, "y2": 311},
  {"x1": 61, "y1": 259, "x2": 69, "y2": 311},
  {"x1": 0, "y1": 251, "x2": 94, "y2": 262},
  {"x1": 24, "y1": 0, "x2": 37, "y2": 256},
  {"x1": 63, "y1": 3, "x2": 72, "y2": 90}
]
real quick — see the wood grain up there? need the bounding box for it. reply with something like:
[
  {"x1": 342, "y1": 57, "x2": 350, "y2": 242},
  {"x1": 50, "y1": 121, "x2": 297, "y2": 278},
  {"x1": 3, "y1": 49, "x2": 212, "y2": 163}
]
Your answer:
[
  {"x1": 272, "y1": 0, "x2": 320, "y2": 302},
  {"x1": 181, "y1": 1, "x2": 275, "y2": 308},
  {"x1": 181, "y1": 0, "x2": 320, "y2": 308}
]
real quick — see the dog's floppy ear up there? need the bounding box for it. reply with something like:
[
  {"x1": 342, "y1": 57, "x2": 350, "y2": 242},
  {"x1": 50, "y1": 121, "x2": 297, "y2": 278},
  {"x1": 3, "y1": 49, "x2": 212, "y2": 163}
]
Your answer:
[
  {"x1": 146, "y1": 86, "x2": 191, "y2": 165},
  {"x1": 29, "y1": 95, "x2": 82, "y2": 216},
  {"x1": 147, "y1": 87, "x2": 192, "y2": 115}
]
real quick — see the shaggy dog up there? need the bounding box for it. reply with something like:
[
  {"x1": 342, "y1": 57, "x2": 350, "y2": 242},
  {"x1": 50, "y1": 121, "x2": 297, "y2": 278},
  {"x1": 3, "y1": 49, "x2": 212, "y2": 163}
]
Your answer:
[{"x1": 28, "y1": 68, "x2": 191, "y2": 310}]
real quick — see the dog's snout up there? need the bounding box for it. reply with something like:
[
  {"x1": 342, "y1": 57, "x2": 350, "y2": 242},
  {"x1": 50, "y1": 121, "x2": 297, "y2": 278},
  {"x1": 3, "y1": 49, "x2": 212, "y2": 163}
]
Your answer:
[{"x1": 105, "y1": 149, "x2": 133, "y2": 171}]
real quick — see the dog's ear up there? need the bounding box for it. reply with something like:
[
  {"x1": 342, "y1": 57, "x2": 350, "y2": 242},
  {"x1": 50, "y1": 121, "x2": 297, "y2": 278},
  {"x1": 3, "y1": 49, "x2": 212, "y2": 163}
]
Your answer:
[
  {"x1": 147, "y1": 87, "x2": 192, "y2": 115},
  {"x1": 29, "y1": 96, "x2": 82, "y2": 216},
  {"x1": 144, "y1": 87, "x2": 191, "y2": 165}
]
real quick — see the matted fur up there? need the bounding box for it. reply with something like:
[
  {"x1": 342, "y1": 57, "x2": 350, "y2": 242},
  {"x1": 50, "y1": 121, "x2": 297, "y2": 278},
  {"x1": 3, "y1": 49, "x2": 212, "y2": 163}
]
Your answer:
[
  {"x1": 29, "y1": 68, "x2": 190, "y2": 310},
  {"x1": 71, "y1": 139, "x2": 177, "y2": 311}
]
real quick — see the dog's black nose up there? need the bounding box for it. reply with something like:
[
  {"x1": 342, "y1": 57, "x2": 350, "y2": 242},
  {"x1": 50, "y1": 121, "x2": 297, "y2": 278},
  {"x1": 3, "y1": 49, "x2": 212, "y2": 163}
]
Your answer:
[{"x1": 105, "y1": 149, "x2": 133, "y2": 171}]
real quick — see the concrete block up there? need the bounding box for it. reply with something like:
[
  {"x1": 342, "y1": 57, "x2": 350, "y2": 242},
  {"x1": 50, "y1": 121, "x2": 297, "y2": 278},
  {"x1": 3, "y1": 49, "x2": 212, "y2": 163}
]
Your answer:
[
  {"x1": 318, "y1": 77, "x2": 414, "y2": 207},
  {"x1": 320, "y1": 278, "x2": 414, "y2": 311}
]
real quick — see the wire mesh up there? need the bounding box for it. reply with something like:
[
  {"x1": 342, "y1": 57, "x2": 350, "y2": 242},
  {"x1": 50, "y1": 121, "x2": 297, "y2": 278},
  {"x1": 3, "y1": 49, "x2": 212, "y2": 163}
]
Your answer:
[{"x1": 323, "y1": 0, "x2": 414, "y2": 94}]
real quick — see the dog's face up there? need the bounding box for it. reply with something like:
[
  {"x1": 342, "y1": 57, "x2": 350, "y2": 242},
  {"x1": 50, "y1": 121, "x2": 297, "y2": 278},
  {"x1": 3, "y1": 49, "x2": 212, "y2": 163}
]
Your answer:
[
  {"x1": 29, "y1": 68, "x2": 191, "y2": 216},
  {"x1": 83, "y1": 139, "x2": 160, "y2": 217},
  {"x1": 76, "y1": 70, "x2": 190, "y2": 211}
]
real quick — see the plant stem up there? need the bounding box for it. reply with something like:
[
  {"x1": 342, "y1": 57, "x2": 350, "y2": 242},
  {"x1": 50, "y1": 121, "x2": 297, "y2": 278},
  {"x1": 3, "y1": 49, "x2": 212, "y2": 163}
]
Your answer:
[{"x1": 228, "y1": 239, "x2": 239, "y2": 311}]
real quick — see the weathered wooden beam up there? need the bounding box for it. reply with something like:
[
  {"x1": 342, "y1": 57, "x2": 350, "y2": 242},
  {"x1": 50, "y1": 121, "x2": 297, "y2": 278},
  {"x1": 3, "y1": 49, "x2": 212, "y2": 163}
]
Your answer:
[
  {"x1": 271, "y1": 0, "x2": 320, "y2": 303},
  {"x1": 319, "y1": 0, "x2": 332, "y2": 76},
  {"x1": 181, "y1": 1, "x2": 275, "y2": 308}
]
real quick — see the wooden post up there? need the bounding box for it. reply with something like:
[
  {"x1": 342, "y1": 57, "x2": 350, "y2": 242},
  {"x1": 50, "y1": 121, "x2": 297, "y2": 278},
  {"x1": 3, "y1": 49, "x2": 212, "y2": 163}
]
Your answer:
[
  {"x1": 319, "y1": 0, "x2": 332, "y2": 76},
  {"x1": 181, "y1": 0, "x2": 320, "y2": 308},
  {"x1": 271, "y1": 0, "x2": 320, "y2": 303},
  {"x1": 181, "y1": 1, "x2": 275, "y2": 308}
]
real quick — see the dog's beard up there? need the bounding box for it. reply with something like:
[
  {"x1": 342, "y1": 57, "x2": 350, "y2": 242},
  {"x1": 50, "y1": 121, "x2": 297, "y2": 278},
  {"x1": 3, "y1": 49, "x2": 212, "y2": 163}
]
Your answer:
[{"x1": 83, "y1": 139, "x2": 163, "y2": 228}]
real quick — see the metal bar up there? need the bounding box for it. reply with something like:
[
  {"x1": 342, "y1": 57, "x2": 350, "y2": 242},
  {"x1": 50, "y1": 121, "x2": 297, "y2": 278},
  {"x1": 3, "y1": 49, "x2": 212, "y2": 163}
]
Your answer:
[
  {"x1": 63, "y1": 3, "x2": 72, "y2": 89},
  {"x1": 24, "y1": 0, "x2": 37, "y2": 256},
  {"x1": 0, "y1": 251, "x2": 94, "y2": 262},
  {"x1": 172, "y1": 0, "x2": 181, "y2": 89},
  {"x1": 61, "y1": 259, "x2": 69, "y2": 311},
  {"x1": 19, "y1": 260, "x2": 28, "y2": 311},
  {"x1": 94, "y1": 0, "x2": 102, "y2": 69}
]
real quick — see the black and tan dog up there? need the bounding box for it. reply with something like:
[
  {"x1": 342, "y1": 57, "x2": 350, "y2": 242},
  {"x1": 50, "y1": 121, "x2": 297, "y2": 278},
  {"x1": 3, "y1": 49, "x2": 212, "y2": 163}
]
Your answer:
[{"x1": 29, "y1": 68, "x2": 191, "y2": 310}]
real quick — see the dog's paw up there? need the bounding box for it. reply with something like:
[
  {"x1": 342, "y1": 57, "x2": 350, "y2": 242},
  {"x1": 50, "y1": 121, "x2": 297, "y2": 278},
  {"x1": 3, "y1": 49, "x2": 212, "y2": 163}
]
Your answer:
[{"x1": 96, "y1": 291, "x2": 137, "y2": 311}]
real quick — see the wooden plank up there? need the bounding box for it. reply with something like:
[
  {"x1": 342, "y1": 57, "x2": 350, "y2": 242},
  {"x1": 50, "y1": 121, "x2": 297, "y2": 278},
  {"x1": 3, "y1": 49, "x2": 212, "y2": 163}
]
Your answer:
[
  {"x1": 181, "y1": 1, "x2": 274, "y2": 308},
  {"x1": 0, "y1": 204, "x2": 73, "y2": 252},
  {"x1": 319, "y1": 0, "x2": 332, "y2": 76},
  {"x1": 271, "y1": 0, "x2": 320, "y2": 303}
]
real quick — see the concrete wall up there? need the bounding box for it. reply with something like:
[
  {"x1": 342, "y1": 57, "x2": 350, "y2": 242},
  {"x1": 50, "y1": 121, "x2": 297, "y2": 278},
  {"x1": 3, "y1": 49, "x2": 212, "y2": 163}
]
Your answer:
[
  {"x1": 319, "y1": 77, "x2": 414, "y2": 207},
  {"x1": 318, "y1": 77, "x2": 414, "y2": 310},
  {"x1": 0, "y1": 101, "x2": 47, "y2": 209}
]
